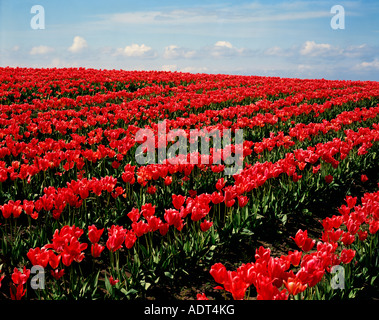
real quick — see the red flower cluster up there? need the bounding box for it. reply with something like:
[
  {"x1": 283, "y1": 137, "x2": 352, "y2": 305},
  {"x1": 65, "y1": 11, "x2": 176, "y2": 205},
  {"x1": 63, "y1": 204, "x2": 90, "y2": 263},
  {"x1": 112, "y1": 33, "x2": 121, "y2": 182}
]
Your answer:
[
  {"x1": 10, "y1": 267, "x2": 30, "y2": 300},
  {"x1": 201, "y1": 189, "x2": 379, "y2": 300},
  {"x1": 88, "y1": 225, "x2": 105, "y2": 258},
  {"x1": 27, "y1": 225, "x2": 87, "y2": 283},
  {"x1": 1, "y1": 176, "x2": 122, "y2": 220}
]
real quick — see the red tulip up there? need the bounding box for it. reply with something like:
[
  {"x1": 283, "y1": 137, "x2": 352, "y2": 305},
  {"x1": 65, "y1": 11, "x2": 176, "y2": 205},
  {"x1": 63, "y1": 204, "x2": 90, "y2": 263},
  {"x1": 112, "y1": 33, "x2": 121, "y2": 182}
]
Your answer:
[
  {"x1": 27, "y1": 247, "x2": 50, "y2": 268},
  {"x1": 172, "y1": 194, "x2": 186, "y2": 210},
  {"x1": 127, "y1": 208, "x2": 140, "y2": 223},
  {"x1": 146, "y1": 185, "x2": 156, "y2": 194},
  {"x1": 51, "y1": 269, "x2": 65, "y2": 280},
  {"x1": 369, "y1": 219, "x2": 379, "y2": 234},
  {"x1": 109, "y1": 276, "x2": 119, "y2": 286},
  {"x1": 124, "y1": 230, "x2": 137, "y2": 249},
  {"x1": 10, "y1": 284, "x2": 26, "y2": 300},
  {"x1": 291, "y1": 229, "x2": 315, "y2": 252},
  {"x1": 0, "y1": 271, "x2": 5, "y2": 288},
  {"x1": 196, "y1": 293, "x2": 209, "y2": 300},
  {"x1": 357, "y1": 230, "x2": 368, "y2": 241},
  {"x1": 164, "y1": 176, "x2": 172, "y2": 186},
  {"x1": 132, "y1": 220, "x2": 150, "y2": 237},
  {"x1": 340, "y1": 249, "x2": 355, "y2": 264},
  {"x1": 325, "y1": 175, "x2": 333, "y2": 184},
  {"x1": 106, "y1": 225, "x2": 127, "y2": 252},
  {"x1": 237, "y1": 195, "x2": 249, "y2": 208},
  {"x1": 216, "y1": 178, "x2": 226, "y2": 191},
  {"x1": 345, "y1": 196, "x2": 357, "y2": 209},
  {"x1": 147, "y1": 216, "x2": 161, "y2": 232},
  {"x1": 200, "y1": 219, "x2": 213, "y2": 232},
  {"x1": 91, "y1": 243, "x2": 105, "y2": 258},
  {"x1": 158, "y1": 222, "x2": 169, "y2": 236},
  {"x1": 255, "y1": 275, "x2": 288, "y2": 300},
  {"x1": 287, "y1": 250, "x2": 302, "y2": 267},
  {"x1": 210, "y1": 263, "x2": 228, "y2": 285},
  {"x1": 88, "y1": 225, "x2": 104, "y2": 244},
  {"x1": 223, "y1": 271, "x2": 249, "y2": 300},
  {"x1": 211, "y1": 191, "x2": 224, "y2": 204},
  {"x1": 11, "y1": 267, "x2": 30, "y2": 285},
  {"x1": 48, "y1": 251, "x2": 61, "y2": 269},
  {"x1": 284, "y1": 277, "x2": 307, "y2": 296},
  {"x1": 141, "y1": 203, "x2": 156, "y2": 219}
]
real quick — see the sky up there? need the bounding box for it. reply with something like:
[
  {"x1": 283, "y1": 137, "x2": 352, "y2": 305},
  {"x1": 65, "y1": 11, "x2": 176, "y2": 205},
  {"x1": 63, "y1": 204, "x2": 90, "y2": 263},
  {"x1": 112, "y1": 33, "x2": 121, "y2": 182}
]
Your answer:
[{"x1": 0, "y1": 0, "x2": 379, "y2": 81}]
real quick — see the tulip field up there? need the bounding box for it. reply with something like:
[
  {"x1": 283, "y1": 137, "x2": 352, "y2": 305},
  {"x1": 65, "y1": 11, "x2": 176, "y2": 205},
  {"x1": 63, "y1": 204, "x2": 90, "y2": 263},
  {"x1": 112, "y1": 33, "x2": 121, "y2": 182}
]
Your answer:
[{"x1": 0, "y1": 67, "x2": 378, "y2": 300}]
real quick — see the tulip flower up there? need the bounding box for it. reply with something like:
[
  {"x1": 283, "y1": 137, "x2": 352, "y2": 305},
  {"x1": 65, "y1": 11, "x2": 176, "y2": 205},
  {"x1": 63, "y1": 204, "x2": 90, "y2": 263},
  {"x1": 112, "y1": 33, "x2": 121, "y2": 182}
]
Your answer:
[
  {"x1": 10, "y1": 284, "x2": 26, "y2": 300},
  {"x1": 49, "y1": 251, "x2": 61, "y2": 269},
  {"x1": 291, "y1": 230, "x2": 315, "y2": 252},
  {"x1": 210, "y1": 263, "x2": 228, "y2": 285},
  {"x1": 360, "y1": 174, "x2": 368, "y2": 183},
  {"x1": 109, "y1": 276, "x2": 119, "y2": 286},
  {"x1": 106, "y1": 225, "x2": 127, "y2": 251},
  {"x1": 27, "y1": 247, "x2": 50, "y2": 268},
  {"x1": 127, "y1": 208, "x2": 140, "y2": 223},
  {"x1": 88, "y1": 225, "x2": 104, "y2": 244},
  {"x1": 91, "y1": 243, "x2": 105, "y2": 258},
  {"x1": 196, "y1": 293, "x2": 209, "y2": 300},
  {"x1": 325, "y1": 175, "x2": 333, "y2": 184},
  {"x1": 340, "y1": 249, "x2": 356, "y2": 264},
  {"x1": 284, "y1": 277, "x2": 307, "y2": 296},
  {"x1": 172, "y1": 194, "x2": 186, "y2": 210},
  {"x1": 124, "y1": 230, "x2": 137, "y2": 249},
  {"x1": 0, "y1": 271, "x2": 4, "y2": 288},
  {"x1": 11, "y1": 267, "x2": 30, "y2": 286},
  {"x1": 200, "y1": 219, "x2": 213, "y2": 232},
  {"x1": 51, "y1": 269, "x2": 65, "y2": 280}
]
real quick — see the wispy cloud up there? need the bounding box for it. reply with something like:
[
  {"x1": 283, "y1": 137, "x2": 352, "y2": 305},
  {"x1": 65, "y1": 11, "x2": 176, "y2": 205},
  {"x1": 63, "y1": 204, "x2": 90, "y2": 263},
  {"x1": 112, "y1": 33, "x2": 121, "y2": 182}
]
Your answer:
[
  {"x1": 163, "y1": 45, "x2": 197, "y2": 59},
  {"x1": 97, "y1": 3, "x2": 331, "y2": 27},
  {"x1": 30, "y1": 45, "x2": 55, "y2": 55},
  {"x1": 115, "y1": 44, "x2": 157, "y2": 59},
  {"x1": 208, "y1": 41, "x2": 250, "y2": 58},
  {"x1": 299, "y1": 41, "x2": 377, "y2": 60},
  {"x1": 356, "y1": 59, "x2": 379, "y2": 70},
  {"x1": 163, "y1": 41, "x2": 252, "y2": 60}
]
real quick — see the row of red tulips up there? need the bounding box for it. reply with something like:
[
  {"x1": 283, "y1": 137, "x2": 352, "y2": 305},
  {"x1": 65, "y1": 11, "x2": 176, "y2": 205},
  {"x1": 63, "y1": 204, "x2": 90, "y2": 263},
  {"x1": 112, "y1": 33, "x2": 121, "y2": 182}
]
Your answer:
[
  {"x1": 197, "y1": 185, "x2": 379, "y2": 300},
  {"x1": 1, "y1": 119, "x2": 378, "y2": 224}
]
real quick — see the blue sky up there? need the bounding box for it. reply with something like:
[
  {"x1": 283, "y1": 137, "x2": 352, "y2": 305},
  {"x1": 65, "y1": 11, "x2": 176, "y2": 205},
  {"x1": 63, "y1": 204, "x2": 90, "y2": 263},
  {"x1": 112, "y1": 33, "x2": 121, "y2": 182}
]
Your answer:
[{"x1": 1, "y1": 0, "x2": 379, "y2": 80}]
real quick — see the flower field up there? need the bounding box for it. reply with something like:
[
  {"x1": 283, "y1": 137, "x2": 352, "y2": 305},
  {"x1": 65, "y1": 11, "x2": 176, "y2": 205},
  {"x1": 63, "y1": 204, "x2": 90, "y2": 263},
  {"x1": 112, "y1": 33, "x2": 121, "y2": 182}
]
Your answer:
[{"x1": 0, "y1": 67, "x2": 378, "y2": 300}]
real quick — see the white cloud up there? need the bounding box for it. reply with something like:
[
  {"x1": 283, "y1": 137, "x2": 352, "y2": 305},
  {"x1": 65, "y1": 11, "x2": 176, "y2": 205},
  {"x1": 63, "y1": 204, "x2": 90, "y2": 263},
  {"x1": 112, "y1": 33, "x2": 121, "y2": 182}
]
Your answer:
[
  {"x1": 163, "y1": 42, "x2": 249, "y2": 60},
  {"x1": 116, "y1": 43, "x2": 156, "y2": 58},
  {"x1": 356, "y1": 59, "x2": 379, "y2": 70},
  {"x1": 161, "y1": 64, "x2": 177, "y2": 72},
  {"x1": 209, "y1": 41, "x2": 248, "y2": 58},
  {"x1": 297, "y1": 64, "x2": 314, "y2": 72},
  {"x1": 342, "y1": 44, "x2": 377, "y2": 59},
  {"x1": 30, "y1": 45, "x2": 55, "y2": 55},
  {"x1": 163, "y1": 45, "x2": 196, "y2": 59},
  {"x1": 214, "y1": 41, "x2": 233, "y2": 49},
  {"x1": 300, "y1": 41, "x2": 338, "y2": 57},
  {"x1": 265, "y1": 46, "x2": 283, "y2": 56},
  {"x1": 99, "y1": 5, "x2": 331, "y2": 26},
  {"x1": 68, "y1": 36, "x2": 88, "y2": 53},
  {"x1": 299, "y1": 41, "x2": 377, "y2": 61},
  {"x1": 265, "y1": 46, "x2": 294, "y2": 57},
  {"x1": 180, "y1": 66, "x2": 209, "y2": 73}
]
